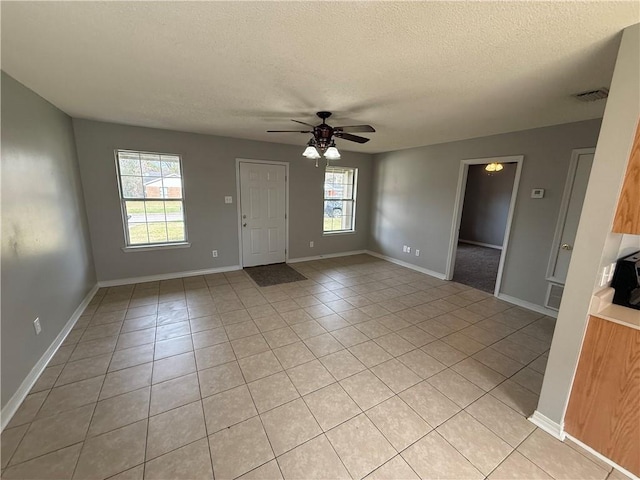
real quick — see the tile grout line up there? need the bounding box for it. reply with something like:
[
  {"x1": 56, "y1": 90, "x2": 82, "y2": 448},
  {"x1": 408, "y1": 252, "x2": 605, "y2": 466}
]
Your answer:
[
  {"x1": 6, "y1": 257, "x2": 557, "y2": 480},
  {"x1": 141, "y1": 316, "x2": 158, "y2": 480},
  {"x1": 69, "y1": 289, "x2": 123, "y2": 479},
  {"x1": 230, "y1": 329, "x2": 285, "y2": 480},
  {"x1": 5, "y1": 287, "x2": 122, "y2": 473}
]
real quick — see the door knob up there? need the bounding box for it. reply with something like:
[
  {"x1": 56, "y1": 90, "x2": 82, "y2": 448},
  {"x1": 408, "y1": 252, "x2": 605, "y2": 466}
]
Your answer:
[
  {"x1": 243, "y1": 223, "x2": 247, "y2": 227},
  {"x1": 561, "y1": 243, "x2": 573, "y2": 250}
]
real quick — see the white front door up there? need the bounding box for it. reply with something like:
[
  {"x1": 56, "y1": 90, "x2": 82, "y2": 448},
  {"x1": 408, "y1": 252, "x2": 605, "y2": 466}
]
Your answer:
[
  {"x1": 548, "y1": 152, "x2": 594, "y2": 283},
  {"x1": 239, "y1": 162, "x2": 287, "y2": 267}
]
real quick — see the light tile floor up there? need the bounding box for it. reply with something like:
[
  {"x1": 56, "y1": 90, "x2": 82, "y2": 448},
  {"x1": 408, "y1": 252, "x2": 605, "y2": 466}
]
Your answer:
[{"x1": 0, "y1": 254, "x2": 623, "y2": 479}]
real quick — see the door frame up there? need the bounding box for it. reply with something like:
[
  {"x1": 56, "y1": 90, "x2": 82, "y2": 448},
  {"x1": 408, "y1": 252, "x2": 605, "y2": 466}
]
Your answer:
[
  {"x1": 445, "y1": 155, "x2": 524, "y2": 296},
  {"x1": 545, "y1": 147, "x2": 595, "y2": 284},
  {"x1": 235, "y1": 158, "x2": 290, "y2": 268}
]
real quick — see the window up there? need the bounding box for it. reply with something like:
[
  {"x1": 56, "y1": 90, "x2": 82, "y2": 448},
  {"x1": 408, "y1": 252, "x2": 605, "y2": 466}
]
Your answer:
[
  {"x1": 323, "y1": 166, "x2": 357, "y2": 233},
  {"x1": 115, "y1": 150, "x2": 187, "y2": 247}
]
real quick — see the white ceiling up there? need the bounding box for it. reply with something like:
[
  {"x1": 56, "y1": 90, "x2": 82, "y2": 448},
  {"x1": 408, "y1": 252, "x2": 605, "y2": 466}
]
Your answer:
[{"x1": 2, "y1": 1, "x2": 638, "y2": 153}]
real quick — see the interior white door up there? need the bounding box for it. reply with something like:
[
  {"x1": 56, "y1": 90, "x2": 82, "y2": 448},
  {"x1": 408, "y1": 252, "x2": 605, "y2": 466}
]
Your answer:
[
  {"x1": 549, "y1": 152, "x2": 594, "y2": 283},
  {"x1": 239, "y1": 162, "x2": 286, "y2": 267}
]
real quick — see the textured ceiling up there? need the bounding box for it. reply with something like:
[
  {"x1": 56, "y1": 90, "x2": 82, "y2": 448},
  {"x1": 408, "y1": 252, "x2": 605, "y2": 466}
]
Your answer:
[{"x1": 1, "y1": 1, "x2": 638, "y2": 153}]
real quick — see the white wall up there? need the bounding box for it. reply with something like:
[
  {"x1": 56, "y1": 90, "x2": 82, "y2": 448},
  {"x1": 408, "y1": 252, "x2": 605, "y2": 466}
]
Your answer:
[
  {"x1": 536, "y1": 23, "x2": 639, "y2": 426},
  {"x1": 618, "y1": 234, "x2": 640, "y2": 258}
]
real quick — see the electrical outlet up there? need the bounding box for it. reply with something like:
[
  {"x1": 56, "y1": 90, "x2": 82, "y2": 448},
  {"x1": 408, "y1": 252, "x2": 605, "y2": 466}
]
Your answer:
[
  {"x1": 415, "y1": 249, "x2": 420, "y2": 256},
  {"x1": 224, "y1": 196, "x2": 233, "y2": 204},
  {"x1": 212, "y1": 250, "x2": 218, "y2": 258},
  {"x1": 403, "y1": 245, "x2": 407, "y2": 253},
  {"x1": 34, "y1": 317, "x2": 42, "y2": 335},
  {"x1": 407, "y1": 246, "x2": 411, "y2": 253},
  {"x1": 608, "y1": 262, "x2": 616, "y2": 282},
  {"x1": 600, "y1": 266, "x2": 609, "y2": 287},
  {"x1": 309, "y1": 241, "x2": 314, "y2": 248}
]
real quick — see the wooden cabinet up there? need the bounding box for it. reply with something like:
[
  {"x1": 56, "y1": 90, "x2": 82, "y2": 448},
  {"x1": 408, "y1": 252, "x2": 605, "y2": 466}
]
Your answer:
[
  {"x1": 612, "y1": 120, "x2": 640, "y2": 234},
  {"x1": 565, "y1": 316, "x2": 640, "y2": 476}
]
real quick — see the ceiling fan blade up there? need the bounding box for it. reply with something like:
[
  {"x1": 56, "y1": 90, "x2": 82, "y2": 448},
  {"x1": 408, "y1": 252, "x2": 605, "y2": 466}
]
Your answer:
[
  {"x1": 334, "y1": 125, "x2": 376, "y2": 133},
  {"x1": 335, "y1": 132, "x2": 370, "y2": 144},
  {"x1": 291, "y1": 119, "x2": 316, "y2": 127},
  {"x1": 266, "y1": 130, "x2": 312, "y2": 133}
]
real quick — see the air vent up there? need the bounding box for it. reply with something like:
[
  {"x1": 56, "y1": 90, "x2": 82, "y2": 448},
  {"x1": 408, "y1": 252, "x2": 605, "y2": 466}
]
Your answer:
[
  {"x1": 545, "y1": 283, "x2": 564, "y2": 310},
  {"x1": 573, "y1": 88, "x2": 609, "y2": 102}
]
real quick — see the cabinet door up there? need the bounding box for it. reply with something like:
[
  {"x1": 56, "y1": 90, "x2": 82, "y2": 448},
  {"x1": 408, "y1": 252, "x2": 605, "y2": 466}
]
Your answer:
[
  {"x1": 612, "y1": 120, "x2": 640, "y2": 234},
  {"x1": 565, "y1": 316, "x2": 640, "y2": 476}
]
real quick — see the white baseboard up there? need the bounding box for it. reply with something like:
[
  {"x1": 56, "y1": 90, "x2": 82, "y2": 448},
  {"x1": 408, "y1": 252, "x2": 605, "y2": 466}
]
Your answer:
[
  {"x1": 365, "y1": 250, "x2": 447, "y2": 280},
  {"x1": 564, "y1": 433, "x2": 639, "y2": 480},
  {"x1": 528, "y1": 410, "x2": 566, "y2": 440},
  {"x1": 287, "y1": 250, "x2": 367, "y2": 264},
  {"x1": 497, "y1": 293, "x2": 559, "y2": 318},
  {"x1": 458, "y1": 239, "x2": 503, "y2": 250},
  {"x1": 97, "y1": 265, "x2": 242, "y2": 287},
  {"x1": 1, "y1": 283, "x2": 99, "y2": 432}
]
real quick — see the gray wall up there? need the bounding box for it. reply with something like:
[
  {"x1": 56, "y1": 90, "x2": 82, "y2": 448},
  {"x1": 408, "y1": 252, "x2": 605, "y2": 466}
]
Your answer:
[
  {"x1": 72, "y1": 120, "x2": 373, "y2": 282},
  {"x1": 459, "y1": 163, "x2": 517, "y2": 247},
  {"x1": 369, "y1": 119, "x2": 602, "y2": 308},
  {"x1": 1, "y1": 73, "x2": 96, "y2": 408}
]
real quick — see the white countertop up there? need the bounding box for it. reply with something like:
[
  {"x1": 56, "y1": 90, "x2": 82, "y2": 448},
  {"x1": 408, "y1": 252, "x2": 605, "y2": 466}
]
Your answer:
[{"x1": 590, "y1": 287, "x2": 640, "y2": 330}]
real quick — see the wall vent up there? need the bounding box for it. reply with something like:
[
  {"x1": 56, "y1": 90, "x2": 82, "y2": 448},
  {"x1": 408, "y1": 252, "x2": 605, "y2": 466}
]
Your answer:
[
  {"x1": 573, "y1": 88, "x2": 609, "y2": 102},
  {"x1": 545, "y1": 283, "x2": 564, "y2": 310}
]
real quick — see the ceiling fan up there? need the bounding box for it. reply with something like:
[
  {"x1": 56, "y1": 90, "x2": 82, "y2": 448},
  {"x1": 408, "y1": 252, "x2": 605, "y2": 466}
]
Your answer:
[{"x1": 267, "y1": 111, "x2": 375, "y2": 164}]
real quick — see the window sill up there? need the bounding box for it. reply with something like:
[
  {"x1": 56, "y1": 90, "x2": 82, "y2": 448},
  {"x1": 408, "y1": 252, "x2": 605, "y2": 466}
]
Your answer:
[
  {"x1": 323, "y1": 231, "x2": 356, "y2": 236},
  {"x1": 121, "y1": 242, "x2": 191, "y2": 253}
]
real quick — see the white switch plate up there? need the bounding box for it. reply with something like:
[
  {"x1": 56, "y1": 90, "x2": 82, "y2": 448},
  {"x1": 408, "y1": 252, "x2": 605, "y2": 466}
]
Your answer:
[
  {"x1": 34, "y1": 317, "x2": 41, "y2": 335},
  {"x1": 608, "y1": 262, "x2": 616, "y2": 282},
  {"x1": 600, "y1": 266, "x2": 609, "y2": 287},
  {"x1": 415, "y1": 249, "x2": 420, "y2": 256},
  {"x1": 224, "y1": 196, "x2": 233, "y2": 204},
  {"x1": 212, "y1": 250, "x2": 218, "y2": 258},
  {"x1": 531, "y1": 188, "x2": 545, "y2": 199},
  {"x1": 309, "y1": 241, "x2": 314, "y2": 248},
  {"x1": 402, "y1": 245, "x2": 407, "y2": 253},
  {"x1": 407, "y1": 246, "x2": 411, "y2": 253}
]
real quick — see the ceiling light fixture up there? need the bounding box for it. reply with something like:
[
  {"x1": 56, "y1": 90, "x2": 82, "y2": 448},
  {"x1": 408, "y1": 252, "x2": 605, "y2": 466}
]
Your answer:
[
  {"x1": 324, "y1": 141, "x2": 341, "y2": 161},
  {"x1": 485, "y1": 162, "x2": 504, "y2": 173},
  {"x1": 302, "y1": 138, "x2": 340, "y2": 167},
  {"x1": 302, "y1": 139, "x2": 320, "y2": 160}
]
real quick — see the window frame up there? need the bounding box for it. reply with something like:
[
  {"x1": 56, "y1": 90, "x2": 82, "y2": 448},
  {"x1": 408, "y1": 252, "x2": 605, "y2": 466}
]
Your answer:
[
  {"x1": 323, "y1": 166, "x2": 358, "y2": 235},
  {"x1": 114, "y1": 149, "x2": 190, "y2": 250}
]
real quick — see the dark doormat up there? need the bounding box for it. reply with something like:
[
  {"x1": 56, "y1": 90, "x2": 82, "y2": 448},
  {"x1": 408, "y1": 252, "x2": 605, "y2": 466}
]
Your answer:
[{"x1": 244, "y1": 263, "x2": 307, "y2": 287}]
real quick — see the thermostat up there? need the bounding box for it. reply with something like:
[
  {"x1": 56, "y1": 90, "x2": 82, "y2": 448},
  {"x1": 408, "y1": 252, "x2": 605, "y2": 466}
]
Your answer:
[{"x1": 531, "y1": 188, "x2": 545, "y2": 199}]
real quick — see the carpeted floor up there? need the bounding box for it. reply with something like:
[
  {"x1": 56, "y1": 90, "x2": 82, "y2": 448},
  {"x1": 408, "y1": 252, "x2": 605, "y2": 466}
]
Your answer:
[
  {"x1": 244, "y1": 262, "x2": 307, "y2": 287},
  {"x1": 452, "y1": 242, "x2": 501, "y2": 293}
]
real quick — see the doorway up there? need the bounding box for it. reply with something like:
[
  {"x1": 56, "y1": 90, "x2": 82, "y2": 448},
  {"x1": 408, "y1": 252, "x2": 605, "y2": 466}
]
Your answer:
[
  {"x1": 237, "y1": 160, "x2": 288, "y2": 267},
  {"x1": 446, "y1": 155, "x2": 524, "y2": 295}
]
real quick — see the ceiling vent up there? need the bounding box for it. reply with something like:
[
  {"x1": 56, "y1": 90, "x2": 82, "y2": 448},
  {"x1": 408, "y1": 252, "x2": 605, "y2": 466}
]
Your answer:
[{"x1": 573, "y1": 88, "x2": 609, "y2": 102}]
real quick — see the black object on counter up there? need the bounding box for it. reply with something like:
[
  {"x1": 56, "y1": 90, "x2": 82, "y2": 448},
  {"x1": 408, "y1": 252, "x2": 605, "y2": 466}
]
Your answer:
[{"x1": 611, "y1": 250, "x2": 640, "y2": 310}]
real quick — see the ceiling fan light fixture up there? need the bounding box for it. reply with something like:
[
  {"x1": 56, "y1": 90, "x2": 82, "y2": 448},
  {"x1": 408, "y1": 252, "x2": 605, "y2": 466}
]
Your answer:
[
  {"x1": 267, "y1": 112, "x2": 373, "y2": 166},
  {"x1": 485, "y1": 162, "x2": 503, "y2": 172},
  {"x1": 324, "y1": 142, "x2": 341, "y2": 160},
  {"x1": 302, "y1": 142, "x2": 320, "y2": 159}
]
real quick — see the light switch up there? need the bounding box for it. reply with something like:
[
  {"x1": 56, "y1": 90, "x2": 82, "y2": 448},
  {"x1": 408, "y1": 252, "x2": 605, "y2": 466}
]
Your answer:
[
  {"x1": 225, "y1": 196, "x2": 233, "y2": 204},
  {"x1": 531, "y1": 189, "x2": 545, "y2": 199}
]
